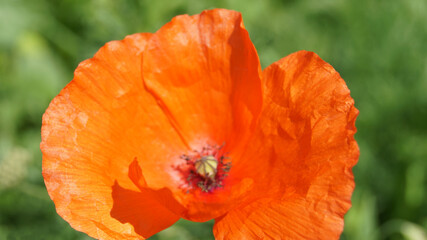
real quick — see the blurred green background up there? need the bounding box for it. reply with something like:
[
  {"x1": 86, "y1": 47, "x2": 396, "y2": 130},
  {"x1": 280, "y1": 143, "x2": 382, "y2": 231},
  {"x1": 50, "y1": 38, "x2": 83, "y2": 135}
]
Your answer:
[{"x1": 0, "y1": 0, "x2": 426, "y2": 239}]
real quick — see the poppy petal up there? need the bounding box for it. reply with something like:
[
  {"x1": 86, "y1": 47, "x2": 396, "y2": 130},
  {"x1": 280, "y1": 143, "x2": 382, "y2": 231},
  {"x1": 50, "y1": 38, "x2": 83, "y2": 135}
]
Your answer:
[
  {"x1": 215, "y1": 51, "x2": 359, "y2": 239},
  {"x1": 142, "y1": 8, "x2": 262, "y2": 154},
  {"x1": 213, "y1": 196, "x2": 349, "y2": 240},
  {"x1": 140, "y1": 9, "x2": 263, "y2": 221},
  {"x1": 41, "y1": 33, "x2": 185, "y2": 239},
  {"x1": 260, "y1": 50, "x2": 358, "y2": 195}
]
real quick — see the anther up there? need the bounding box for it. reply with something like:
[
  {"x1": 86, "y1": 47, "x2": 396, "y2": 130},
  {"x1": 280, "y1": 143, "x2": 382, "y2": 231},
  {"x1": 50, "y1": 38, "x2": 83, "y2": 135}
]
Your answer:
[{"x1": 180, "y1": 143, "x2": 231, "y2": 193}]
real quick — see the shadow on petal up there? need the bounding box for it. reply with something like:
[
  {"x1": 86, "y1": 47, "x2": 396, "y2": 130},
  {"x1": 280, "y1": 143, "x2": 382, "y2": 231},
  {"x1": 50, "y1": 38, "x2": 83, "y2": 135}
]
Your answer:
[
  {"x1": 127, "y1": 157, "x2": 187, "y2": 215},
  {"x1": 110, "y1": 181, "x2": 180, "y2": 238}
]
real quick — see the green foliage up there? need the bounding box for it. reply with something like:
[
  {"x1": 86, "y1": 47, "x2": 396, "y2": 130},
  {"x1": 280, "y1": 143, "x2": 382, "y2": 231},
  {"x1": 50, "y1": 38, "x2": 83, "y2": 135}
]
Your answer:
[{"x1": 0, "y1": 0, "x2": 426, "y2": 239}]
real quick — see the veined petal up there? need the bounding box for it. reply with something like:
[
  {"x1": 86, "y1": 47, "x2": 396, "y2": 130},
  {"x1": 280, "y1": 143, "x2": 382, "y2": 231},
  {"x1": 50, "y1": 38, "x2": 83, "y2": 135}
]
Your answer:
[
  {"x1": 261, "y1": 50, "x2": 358, "y2": 194},
  {"x1": 217, "y1": 51, "x2": 359, "y2": 239},
  {"x1": 143, "y1": 9, "x2": 262, "y2": 151},
  {"x1": 140, "y1": 9, "x2": 263, "y2": 221},
  {"x1": 214, "y1": 196, "x2": 348, "y2": 240},
  {"x1": 41, "y1": 33, "x2": 185, "y2": 239}
]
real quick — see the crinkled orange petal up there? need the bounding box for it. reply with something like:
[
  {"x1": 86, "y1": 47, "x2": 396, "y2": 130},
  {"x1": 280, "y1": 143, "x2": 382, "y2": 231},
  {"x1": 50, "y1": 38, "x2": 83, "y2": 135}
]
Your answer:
[
  {"x1": 143, "y1": 9, "x2": 262, "y2": 150},
  {"x1": 214, "y1": 51, "x2": 359, "y2": 239},
  {"x1": 140, "y1": 9, "x2": 263, "y2": 221},
  {"x1": 214, "y1": 196, "x2": 350, "y2": 240},
  {"x1": 41, "y1": 33, "x2": 187, "y2": 239}
]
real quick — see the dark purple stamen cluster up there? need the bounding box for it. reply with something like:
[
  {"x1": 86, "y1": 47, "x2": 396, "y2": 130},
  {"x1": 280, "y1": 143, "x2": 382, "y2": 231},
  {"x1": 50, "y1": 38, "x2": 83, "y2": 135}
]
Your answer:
[{"x1": 180, "y1": 144, "x2": 231, "y2": 192}]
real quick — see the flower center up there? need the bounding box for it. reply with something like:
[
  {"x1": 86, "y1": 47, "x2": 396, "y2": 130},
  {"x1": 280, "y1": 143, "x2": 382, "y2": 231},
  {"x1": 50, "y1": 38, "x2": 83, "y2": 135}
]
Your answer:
[
  {"x1": 194, "y1": 155, "x2": 218, "y2": 180},
  {"x1": 180, "y1": 144, "x2": 231, "y2": 193}
]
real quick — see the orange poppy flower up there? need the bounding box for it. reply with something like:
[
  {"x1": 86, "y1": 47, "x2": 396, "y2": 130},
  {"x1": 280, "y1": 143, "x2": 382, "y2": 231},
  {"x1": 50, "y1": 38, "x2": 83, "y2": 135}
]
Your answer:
[{"x1": 41, "y1": 9, "x2": 359, "y2": 240}]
